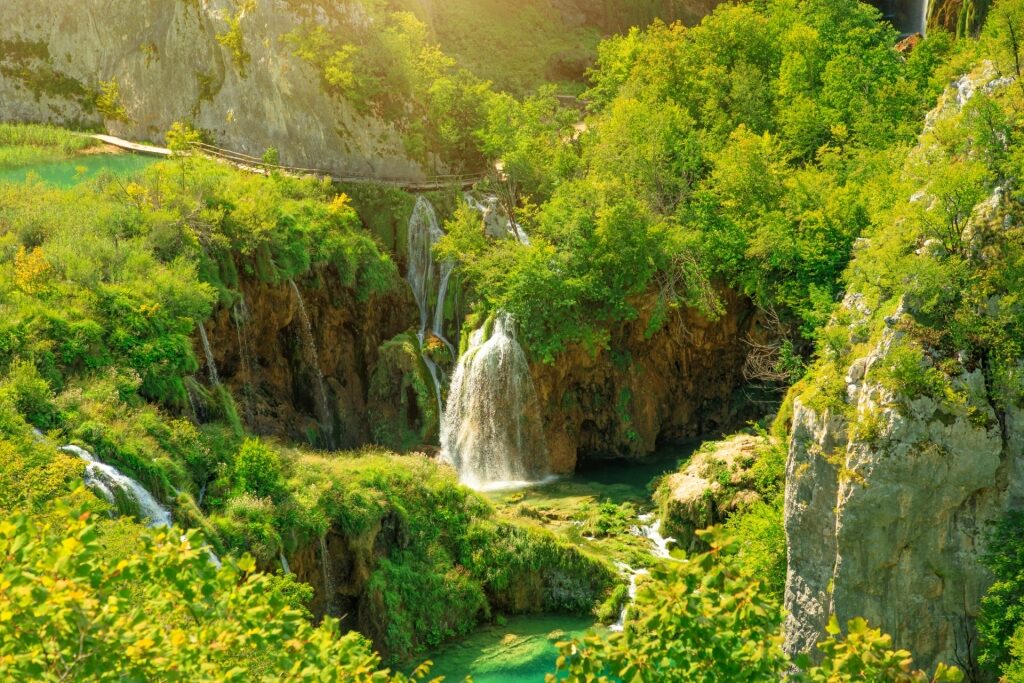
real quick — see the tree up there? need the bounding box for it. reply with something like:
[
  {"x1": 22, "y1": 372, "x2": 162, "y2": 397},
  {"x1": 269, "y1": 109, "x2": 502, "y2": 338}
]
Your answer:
[
  {"x1": 978, "y1": 512, "x2": 1024, "y2": 679},
  {"x1": 233, "y1": 438, "x2": 283, "y2": 499}
]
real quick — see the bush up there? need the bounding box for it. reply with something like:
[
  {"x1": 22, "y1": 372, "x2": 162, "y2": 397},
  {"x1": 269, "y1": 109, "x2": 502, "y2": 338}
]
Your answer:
[{"x1": 233, "y1": 438, "x2": 283, "y2": 499}]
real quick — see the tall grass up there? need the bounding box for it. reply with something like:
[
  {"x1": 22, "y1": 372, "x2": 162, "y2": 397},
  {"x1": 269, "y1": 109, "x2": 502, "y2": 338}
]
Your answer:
[
  {"x1": 0, "y1": 124, "x2": 96, "y2": 168},
  {"x1": 0, "y1": 123, "x2": 95, "y2": 153}
]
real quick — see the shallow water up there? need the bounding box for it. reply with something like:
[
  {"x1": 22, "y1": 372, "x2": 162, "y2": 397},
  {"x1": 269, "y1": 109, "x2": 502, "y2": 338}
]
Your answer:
[
  {"x1": 422, "y1": 614, "x2": 597, "y2": 683},
  {"x1": 0, "y1": 152, "x2": 156, "y2": 187}
]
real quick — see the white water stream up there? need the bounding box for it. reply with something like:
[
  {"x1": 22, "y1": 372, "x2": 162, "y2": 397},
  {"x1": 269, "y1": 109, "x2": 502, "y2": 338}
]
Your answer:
[
  {"x1": 406, "y1": 196, "x2": 456, "y2": 419},
  {"x1": 62, "y1": 444, "x2": 173, "y2": 528}
]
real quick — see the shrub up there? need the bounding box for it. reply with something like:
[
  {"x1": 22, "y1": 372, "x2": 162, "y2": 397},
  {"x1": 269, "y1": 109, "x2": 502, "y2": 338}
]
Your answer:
[{"x1": 233, "y1": 438, "x2": 283, "y2": 499}]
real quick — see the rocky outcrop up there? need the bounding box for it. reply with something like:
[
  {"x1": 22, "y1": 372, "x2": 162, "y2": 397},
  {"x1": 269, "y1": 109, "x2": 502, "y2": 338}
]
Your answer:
[
  {"x1": 657, "y1": 433, "x2": 769, "y2": 549},
  {"x1": 197, "y1": 266, "x2": 415, "y2": 448},
  {"x1": 0, "y1": 0, "x2": 426, "y2": 179},
  {"x1": 532, "y1": 290, "x2": 764, "y2": 473},
  {"x1": 784, "y1": 308, "x2": 1024, "y2": 673}
]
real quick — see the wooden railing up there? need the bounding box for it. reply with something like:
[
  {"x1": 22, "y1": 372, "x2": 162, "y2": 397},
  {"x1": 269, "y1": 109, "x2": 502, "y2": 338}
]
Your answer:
[
  {"x1": 191, "y1": 142, "x2": 488, "y2": 191},
  {"x1": 91, "y1": 134, "x2": 488, "y2": 191}
]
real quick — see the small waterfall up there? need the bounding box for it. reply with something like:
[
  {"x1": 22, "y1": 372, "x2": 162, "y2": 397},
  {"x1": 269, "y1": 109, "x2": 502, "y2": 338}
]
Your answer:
[
  {"x1": 464, "y1": 193, "x2": 530, "y2": 245},
  {"x1": 319, "y1": 535, "x2": 337, "y2": 616},
  {"x1": 197, "y1": 323, "x2": 220, "y2": 386},
  {"x1": 280, "y1": 552, "x2": 291, "y2": 575},
  {"x1": 288, "y1": 280, "x2": 334, "y2": 448},
  {"x1": 440, "y1": 312, "x2": 549, "y2": 489},
  {"x1": 917, "y1": 0, "x2": 929, "y2": 36},
  {"x1": 233, "y1": 297, "x2": 256, "y2": 428},
  {"x1": 185, "y1": 381, "x2": 200, "y2": 422},
  {"x1": 62, "y1": 445, "x2": 172, "y2": 528},
  {"x1": 406, "y1": 196, "x2": 456, "y2": 418},
  {"x1": 637, "y1": 512, "x2": 676, "y2": 559},
  {"x1": 609, "y1": 563, "x2": 649, "y2": 633}
]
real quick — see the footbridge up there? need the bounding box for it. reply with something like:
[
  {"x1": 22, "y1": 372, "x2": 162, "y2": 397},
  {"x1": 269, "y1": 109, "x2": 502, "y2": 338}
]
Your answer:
[{"x1": 91, "y1": 134, "x2": 488, "y2": 191}]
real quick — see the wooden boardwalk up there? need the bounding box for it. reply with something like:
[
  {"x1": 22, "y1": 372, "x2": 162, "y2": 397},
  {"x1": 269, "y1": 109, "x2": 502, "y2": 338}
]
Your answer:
[{"x1": 91, "y1": 134, "x2": 486, "y2": 191}]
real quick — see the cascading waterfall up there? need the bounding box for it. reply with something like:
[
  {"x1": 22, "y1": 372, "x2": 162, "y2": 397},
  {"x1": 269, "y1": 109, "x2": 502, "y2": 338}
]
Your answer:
[
  {"x1": 610, "y1": 513, "x2": 678, "y2": 631},
  {"x1": 288, "y1": 279, "x2": 334, "y2": 448},
  {"x1": 916, "y1": 0, "x2": 929, "y2": 36},
  {"x1": 279, "y1": 552, "x2": 291, "y2": 575},
  {"x1": 62, "y1": 443, "x2": 221, "y2": 565},
  {"x1": 610, "y1": 564, "x2": 649, "y2": 633},
  {"x1": 197, "y1": 323, "x2": 220, "y2": 386},
  {"x1": 319, "y1": 535, "x2": 337, "y2": 617},
  {"x1": 440, "y1": 312, "x2": 549, "y2": 489},
  {"x1": 62, "y1": 445, "x2": 173, "y2": 528},
  {"x1": 233, "y1": 297, "x2": 256, "y2": 428},
  {"x1": 406, "y1": 196, "x2": 456, "y2": 417},
  {"x1": 637, "y1": 512, "x2": 676, "y2": 560}
]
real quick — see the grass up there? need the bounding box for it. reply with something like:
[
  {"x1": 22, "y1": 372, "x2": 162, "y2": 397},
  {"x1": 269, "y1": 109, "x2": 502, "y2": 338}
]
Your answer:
[{"x1": 0, "y1": 124, "x2": 96, "y2": 168}]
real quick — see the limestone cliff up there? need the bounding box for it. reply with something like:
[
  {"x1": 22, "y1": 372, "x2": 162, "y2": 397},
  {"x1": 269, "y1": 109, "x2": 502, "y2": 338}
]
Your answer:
[
  {"x1": 197, "y1": 266, "x2": 415, "y2": 448},
  {"x1": 0, "y1": 0, "x2": 427, "y2": 179},
  {"x1": 533, "y1": 290, "x2": 765, "y2": 473},
  {"x1": 783, "y1": 65, "x2": 1024, "y2": 675}
]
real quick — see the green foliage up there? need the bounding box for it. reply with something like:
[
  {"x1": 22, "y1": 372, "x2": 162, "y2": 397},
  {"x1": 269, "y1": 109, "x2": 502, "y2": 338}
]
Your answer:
[
  {"x1": 978, "y1": 512, "x2": 1024, "y2": 678},
  {"x1": 0, "y1": 505, "x2": 433, "y2": 682},
  {"x1": 96, "y1": 79, "x2": 130, "y2": 123},
  {"x1": 233, "y1": 438, "x2": 283, "y2": 499},
  {"x1": 449, "y1": 0, "x2": 953, "y2": 360},
  {"x1": 0, "y1": 359, "x2": 58, "y2": 430},
  {"x1": 0, "y1": 124, "x2": 95, "y2": 168},
  {"x1": 216, "y1": 0, "x2": 255, "y2": 76},
  {"x1": 283, "y1": 9, "x2": 490, "y2": 170}
]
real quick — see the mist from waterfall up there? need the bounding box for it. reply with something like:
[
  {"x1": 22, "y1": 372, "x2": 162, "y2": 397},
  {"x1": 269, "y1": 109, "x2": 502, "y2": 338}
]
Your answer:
[
  {"x1": 289, "y1": 279, "x2": 334, "y2": 448},
  {"x1": 440, "y1": 312, "x2": 549, "y2": 489},
  {"x1": 406, "y1": 196, "x2": 455, "y2": 417},
  {"x1": 61, "y1": 444, "x2": 173, "y2": 528}
]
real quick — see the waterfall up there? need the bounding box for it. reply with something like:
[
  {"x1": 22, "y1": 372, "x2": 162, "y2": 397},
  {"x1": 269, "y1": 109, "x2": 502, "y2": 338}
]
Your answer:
[
  {"x1": 197, "y1": 323, "x2": 220, "y2": 386},
  {"x1": 464, "y1": 193, "x2": 530, "y2": 245},
  {"x1": 233, "y1": 297, "x2": 256, "y2": 428},
  {"x1": 406, "y1": 196, "x2": 456, "y2": 418},
  {"x1": 918, "y1": 0, "x2": 929, "y2": 36},
  {"x1": 637, "y1": 512, "x2": 676, "y2": 560},
  {"x1": 609, "y1": 565, "x2": 649, "y2": 633},
  {"x1": 62, "y1": 445, "x2": 172, "y2": 528},
  {"x1": 319, "y1": 535, "x2": 337, "y2": 617},
  {"x1": 288, "y1": 280, "x2": 334, "y2": 448},
  {"x1": 280, "y1": 552, "x2": 291, "y2": 575},
  {"x1": 440, "y1": 312, "x2": 549, "y2": 489}
]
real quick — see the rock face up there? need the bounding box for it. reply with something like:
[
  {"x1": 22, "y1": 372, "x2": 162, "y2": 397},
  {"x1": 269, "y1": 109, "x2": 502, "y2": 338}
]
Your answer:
[
  {"x1": 0, "y1": 0, "x2": 426, "y2": 179},
  {"x1": 784, "y1": 315, "x2": 1024, "y2": 673},
  {"x1": 532, "y1": 290, "x2": 764, "y2": 473},
  {"x1": 198, "y1": 266, "x2": 415, "y2": 448}
]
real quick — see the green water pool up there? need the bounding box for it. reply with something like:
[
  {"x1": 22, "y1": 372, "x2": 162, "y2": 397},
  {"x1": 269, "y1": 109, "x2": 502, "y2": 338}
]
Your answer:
[
  {"x1": 422, "y1": 614, "x2": 598, "y2": 682},
  {"x1": 0, "y1": 152, "x2": 157, "y2": 187}
]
